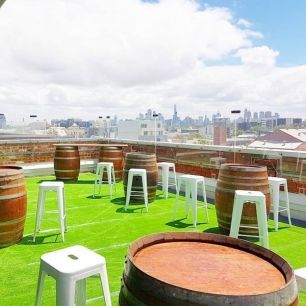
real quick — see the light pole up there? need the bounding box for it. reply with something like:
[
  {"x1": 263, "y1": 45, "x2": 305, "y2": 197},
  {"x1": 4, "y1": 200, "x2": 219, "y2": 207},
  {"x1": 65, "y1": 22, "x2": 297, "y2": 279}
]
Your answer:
[
  {"x1": 231, "y1": 110, "x2": 241, "y2": 164},
  {"x1": 106, "y1": 116, "x2": 111, "y2": 143},
  {"x1": 29, "y1": 115, "x2": 37, "y2": 132},
  {"x1": 153, "y1": 112, "x2": 158, "y2": 155}
]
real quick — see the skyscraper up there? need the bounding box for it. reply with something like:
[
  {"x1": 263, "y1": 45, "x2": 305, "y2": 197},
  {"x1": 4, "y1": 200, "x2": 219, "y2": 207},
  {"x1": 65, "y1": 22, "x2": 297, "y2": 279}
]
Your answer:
[
  {"x1": 172, "y1": 104, "x2": 179, "y2": 126},
  {"x1": 0, "y1": 114, "x2": 6, "y2": 128}
]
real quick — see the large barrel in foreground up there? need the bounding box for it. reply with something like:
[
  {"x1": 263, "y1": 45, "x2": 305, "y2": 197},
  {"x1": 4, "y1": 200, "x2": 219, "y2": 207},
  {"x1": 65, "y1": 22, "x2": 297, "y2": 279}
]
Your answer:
[
  {"x1": 99, "y1": 146, "x2": 124, "y2": 182},
  {"x1": 0, "y1": 166, "x2": 27, "y2": 248},
  {"x1": 123, "y1": 153, "x2": 157, "y2": 203},
  {"x1": 119, "y1": 232, "x2": 298, "y2": 306},
  {"x1": 54, "y1": 145, "x2": 80, "y2": 181},
  {"x1": 215, "y1": 164, "x2": 271, "y2": 235}
]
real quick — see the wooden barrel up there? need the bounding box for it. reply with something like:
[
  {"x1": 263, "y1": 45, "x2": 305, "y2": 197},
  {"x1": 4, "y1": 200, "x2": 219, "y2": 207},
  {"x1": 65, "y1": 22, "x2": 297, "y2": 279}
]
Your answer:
[
  {"x1": 54, "y1": 145, "x2": 80, "y2": 181},
  {"x1": 99, "y1": 146, "x2": 124, "y2": 182},
  {"x1": 0, "y1": 166, "x2": 27, "y2": 248},
  {"x1": 215, "y1": 163, "x2": 271, "y2": 235},
  {"x1": 123, "y1": 153, "x2": 157, "y2": 203},
  {"x1": 119, "y1": 232, "x2": 298, "y2": 306}
]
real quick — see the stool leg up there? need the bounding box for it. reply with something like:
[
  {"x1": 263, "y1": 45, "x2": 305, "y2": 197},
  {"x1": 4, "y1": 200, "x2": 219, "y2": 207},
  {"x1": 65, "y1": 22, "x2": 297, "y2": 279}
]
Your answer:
[
  {"x1": 35, "y1": 265, "x2": 46, "y2": 306},
  {"x1": 185, "y1": 183, "x2": 191, "y2": 217},
  {"x1": 272, "y1": 183, "x2": 280, "y2": 231},
  {"x1": 57, "y1": 188, "x2": 65, "y2": 242},
  {"x1": 284, "y1": 182, "x2": 292, "y2": 226},
  {"x1": 125, "y1": 172, "x2": 133, "y2": 211},
  {"x1": 100, "y1": 264, "x2": 112, "y2": 306},
  {"x1": 173, "y1": 179, "x2": 181, "y2": 220},
  {"x1": 142, "y1": 174, "x2": 148, "y2": 212},
  {"x1": 33, "y1": 188, "x2": 43, "y2": 242},
  {"x1": 201, "y1": 180, "x2": 209, "y2": 223},
  {"x1": 256, "y1": 199, "x2": 269, "y2": 249},
  {"x1": 37, "y1": 190, "x2": 46, "y2": 232},
  {"x1": 93, "y1": 166, "x2": 101, "y2": 197},
  {"x1": 164, "y1": 167, "x2": 169, "y2": 199},
  {"x1": 191, "y1": 183, "x2": 197, "y2": 227},
  {"x1": 112, "y1": 166, "x2": 116, "y2": 194},
  {"x1": 107, "y1": 166, "x2": 112, "y2": 198},
  {"x1": 56, "y1": 279, "x2": 75, "y2": 306},
  {"x1": 172, "y1": 166, "x2": 177, "y2": 193},
  {"x1": 62, "y1": 188, "x2": 67, "y2": 232},
  {"x1": 229, "y1": 198, "x2": 244, "y2": 238},
  {"x1": 75, "y1": 279, "x2": 86, "y2": 306},
  {"x1": 99, "y1": 166, "x2": 104, "y2": 195}
]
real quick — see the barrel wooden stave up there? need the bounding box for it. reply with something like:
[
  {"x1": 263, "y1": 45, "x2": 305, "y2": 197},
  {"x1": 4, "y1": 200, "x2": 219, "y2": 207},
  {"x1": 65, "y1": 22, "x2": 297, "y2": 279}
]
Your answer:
[
  {"x1": 123, "y1": 153, "x2": 157, "y2": 203},
  {"x1": 99, "y1": 146, "x2": 124, "y2": 182},
  {"x1": 54, "y1": 146, "x2": 80, "y2": 181},
  {"x1": 215, "y1": 164, "x2": 271, "y2": 235},
  {"x1": 119, "y1": 232, "x2": 299, "y2": 306},
  {"x1": 0, "y1": 166, "x2": 27, "y2": 248}
]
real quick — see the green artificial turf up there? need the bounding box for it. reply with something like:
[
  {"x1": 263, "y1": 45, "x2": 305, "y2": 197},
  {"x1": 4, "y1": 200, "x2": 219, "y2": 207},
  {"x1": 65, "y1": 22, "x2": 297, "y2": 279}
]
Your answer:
[{"x1": 0, "y1": 173, "x2": 306, "y2": 305}]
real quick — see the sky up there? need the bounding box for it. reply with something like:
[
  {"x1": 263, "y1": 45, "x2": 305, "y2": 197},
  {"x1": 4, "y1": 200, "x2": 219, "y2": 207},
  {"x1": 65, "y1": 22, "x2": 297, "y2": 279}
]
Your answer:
[{"x1": 0, "y1": 0, "x2": 306, "y2": 124}]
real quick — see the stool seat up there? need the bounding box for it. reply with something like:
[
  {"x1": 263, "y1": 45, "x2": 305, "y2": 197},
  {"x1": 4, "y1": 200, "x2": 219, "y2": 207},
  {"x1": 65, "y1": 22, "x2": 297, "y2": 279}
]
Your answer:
[
  {"x1": 33, "y1": 181, "x2": 66, "y2": 242},
  {"x1": 295, "y1": 267, "x2": 306, "y2": 290},
  {"x1": 40, "y1": 181, "x2": 64, "y2": 188},
  {"x1": 268, "y1": 176, "x2": 291, "y2": 231},
  {"x1": 94, "y1": 162, "x2": 116, "y2": 198},
  {"x1": 157, "y1": 162, "x2": 177, "y2": 198},
  {"x1": 125, "y1": 168, "x2": 148, "y2": 212},
  {"x1": 230, "y1": 190, "x2": 269, "y2": 249},
  {"x1": 174, "y1": 174, "x2": 209, "y2": 227},
  {"x1": 41, "y1": 245, "x2": 106, "y2": 276},
  {"x1": 35, "y1": 245, "x2": 111, "y2": 306}
]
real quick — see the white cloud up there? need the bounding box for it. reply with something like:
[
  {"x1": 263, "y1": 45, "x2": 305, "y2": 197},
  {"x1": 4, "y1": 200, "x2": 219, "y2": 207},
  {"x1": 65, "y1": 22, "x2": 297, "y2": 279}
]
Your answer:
[
  {"x1": 0, "y1": 0, "x2": 305, "y2": 124},
  {"x1": 235, "y1": 46, "x2": 279, "y2": 67}
]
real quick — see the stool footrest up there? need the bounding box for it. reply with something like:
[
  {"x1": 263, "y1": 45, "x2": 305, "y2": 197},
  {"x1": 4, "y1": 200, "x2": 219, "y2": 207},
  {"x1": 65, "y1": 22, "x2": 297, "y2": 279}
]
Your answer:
[{"x1": 238, "y1": 234, "x2": 264, "y2": 239}]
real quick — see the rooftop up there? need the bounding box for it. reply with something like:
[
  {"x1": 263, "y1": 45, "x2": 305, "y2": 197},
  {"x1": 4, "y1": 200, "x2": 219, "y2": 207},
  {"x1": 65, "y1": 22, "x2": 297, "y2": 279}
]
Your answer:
[{"x1": 1, "y1": 173, "x2": 306, "y2": 305}]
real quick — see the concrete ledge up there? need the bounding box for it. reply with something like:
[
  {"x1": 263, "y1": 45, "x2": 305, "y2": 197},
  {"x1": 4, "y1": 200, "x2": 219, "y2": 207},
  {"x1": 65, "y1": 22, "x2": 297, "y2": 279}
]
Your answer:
[{"x1": 22, "y1": 159, "x2": 98, "y2": 177}]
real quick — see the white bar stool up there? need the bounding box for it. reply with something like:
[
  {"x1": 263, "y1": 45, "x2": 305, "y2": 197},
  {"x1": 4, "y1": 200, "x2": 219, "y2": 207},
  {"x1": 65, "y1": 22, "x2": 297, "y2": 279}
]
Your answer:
[
  {"x1": 174, "y1": 174, "x2": 209, "y2": 227},
  {"x1": 268, "y1": 177, "x2": 292, "y2": 231},
  {"x1": 33, "y1": 181, "x2": 67, "y2": 242},
  {"x1": 93, "y1": 162, "x2": 116, "y2": 198},
  {"x1": 295, "y1": 267, "x2": 306, "y2": 291},
  {"x1": 157, "y1": 162, "x2": 177, "y2": 198},
  {"x1": 125, "y1": 168, "x2": 148, "y2": 212},
  {"x1": 230, "y1": 190, "x2": 269, "y2": 249},
  {"x1": 35, "y1": 245, "x2": 112, "y2": 306}
]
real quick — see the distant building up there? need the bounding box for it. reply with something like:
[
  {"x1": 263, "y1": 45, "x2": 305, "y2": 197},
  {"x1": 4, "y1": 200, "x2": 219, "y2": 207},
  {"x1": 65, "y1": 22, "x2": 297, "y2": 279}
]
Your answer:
[
  {"x1": 0, "y1": 114, "x2": 6, "y2": 128},
  {"x1": 118, "y1": 119, "x2": 166, "y2": 142},
  {"x1": 249, "y1": 129, "x2": 306, "y2": 151},
  {"x1": 66, "y1": 123, "x2": 85, "y2": 138},
  {"x1": 172, "y1": 104, "x2": 180, "y2": 126},
  {"x1": 213, "y1": 117, "x2": 228, "y2": 146},
  {"x1": 265, "y1": 111, "x2": 272, "y2": 118}
]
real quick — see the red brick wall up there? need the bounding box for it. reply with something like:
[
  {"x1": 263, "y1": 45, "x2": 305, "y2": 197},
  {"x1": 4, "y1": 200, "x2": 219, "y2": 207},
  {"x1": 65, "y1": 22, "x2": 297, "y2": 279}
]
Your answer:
[
  {"x1": 1, "y1": 139, "x2": 305, "y2": 194},
  {"x1": 0, "y1": 140, "x2": 100, "y2": 165}
]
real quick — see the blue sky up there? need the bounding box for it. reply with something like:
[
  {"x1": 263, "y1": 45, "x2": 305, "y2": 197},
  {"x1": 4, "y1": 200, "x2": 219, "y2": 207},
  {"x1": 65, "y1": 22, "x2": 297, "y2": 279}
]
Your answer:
[{"x1": 200, "y1": 0, "x2": 306, "y2": 66}]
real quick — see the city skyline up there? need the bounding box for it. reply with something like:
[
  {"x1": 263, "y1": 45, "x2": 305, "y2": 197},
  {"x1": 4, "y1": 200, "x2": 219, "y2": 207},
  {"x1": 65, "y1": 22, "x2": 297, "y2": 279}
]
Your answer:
[{"x1": 0, "y1": 0, "x2": 306, "y2": 124}]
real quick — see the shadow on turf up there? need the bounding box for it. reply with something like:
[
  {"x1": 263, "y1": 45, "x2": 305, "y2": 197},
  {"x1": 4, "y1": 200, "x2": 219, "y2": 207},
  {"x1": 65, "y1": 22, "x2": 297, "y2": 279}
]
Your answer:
[
  {"x1": 116, "y1": 206, "x2": 148, "y2": 214},
  {"x1": 166, "y1": 218, "x2": 208, "y2": 228},
  {"x1": 19, "y1": 234, "x2": 63, "y2": 245}
]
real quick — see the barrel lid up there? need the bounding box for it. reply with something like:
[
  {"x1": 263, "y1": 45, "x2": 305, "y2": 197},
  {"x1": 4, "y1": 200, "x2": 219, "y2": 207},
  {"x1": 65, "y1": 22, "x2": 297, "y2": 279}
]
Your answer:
[
  {"x1": 220, "y1": 163, "x2": 267, "y2": 172},
  {"x1": 0, "y1": 166, "x2": 23, "y2": 176},
  {"x1": 126, "y1": 152, "x2": 156, "y2": 159},
  {"x1": 128, "y1": 232, "x2": 293, "y2": 296}
]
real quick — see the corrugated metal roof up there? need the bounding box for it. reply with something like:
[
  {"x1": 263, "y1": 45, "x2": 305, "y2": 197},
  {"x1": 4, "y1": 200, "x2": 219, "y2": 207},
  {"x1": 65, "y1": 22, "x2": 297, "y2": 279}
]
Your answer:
[
  {"x1": 248, "y1": 140, "x2": 301, "y2": 150},
  {"x1": 280, "y1": 129, "x2": 306, "y2": 141}
]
